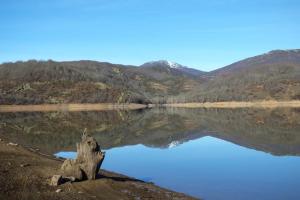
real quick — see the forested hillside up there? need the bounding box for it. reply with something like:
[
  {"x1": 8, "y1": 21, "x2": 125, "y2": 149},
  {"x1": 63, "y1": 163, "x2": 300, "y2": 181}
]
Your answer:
[
  {"x1": 0, "y1": 49, "x2": 299, "y2": 104},
  {"x1": 176, "y1": 50, "x2": 300, "y2": 103},
  {"x1": 0, "y1": 60, "x2": 203, "y2": 104}
]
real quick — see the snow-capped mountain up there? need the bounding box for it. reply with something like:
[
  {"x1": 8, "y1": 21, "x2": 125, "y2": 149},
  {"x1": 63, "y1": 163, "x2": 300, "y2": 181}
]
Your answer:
[
  {"x1": 140, "y1": 60, "x2": 206, "y2": 76},
  {"x1": 140, "y1": 60, "x2": 184, "y2": 69}
]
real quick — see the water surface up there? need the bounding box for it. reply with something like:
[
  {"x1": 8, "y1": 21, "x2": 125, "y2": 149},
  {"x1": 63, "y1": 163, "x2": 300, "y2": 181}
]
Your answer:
[{"x1": 1, "y1": 108, "x2": 300, "y2": 199}]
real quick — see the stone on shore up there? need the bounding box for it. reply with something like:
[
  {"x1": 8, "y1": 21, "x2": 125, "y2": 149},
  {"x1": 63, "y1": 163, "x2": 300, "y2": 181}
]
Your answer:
[
  {"x1": 7, "y1": 142, "x2": 18, "y2": 146},
  {"x1": 55, "y1": 189, "x2": 62, "y2": 193},
  {"x1": 20, "y1": 163, "x2": 30, "y2": 167}
]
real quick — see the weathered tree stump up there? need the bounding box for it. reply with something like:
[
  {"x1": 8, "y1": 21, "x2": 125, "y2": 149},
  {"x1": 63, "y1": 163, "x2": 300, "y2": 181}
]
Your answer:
[
  {"x1": 61, "y1": 129, "x2": 105, "y2": 180},
  {"x1": 50, "y1": 175, "x2": 63, "y2": 186}
]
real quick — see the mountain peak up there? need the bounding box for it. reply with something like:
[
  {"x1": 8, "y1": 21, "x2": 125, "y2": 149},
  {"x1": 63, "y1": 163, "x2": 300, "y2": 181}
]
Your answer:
[
  {"x1": 140, "y1": 60, "x2": 206, "y2": 77},
  {"x1": 164, "y1": 60, "x2": 182, "y2": 68},
  {"x1": 141, "y1": 60, "x2": 184, "y2": 69}
]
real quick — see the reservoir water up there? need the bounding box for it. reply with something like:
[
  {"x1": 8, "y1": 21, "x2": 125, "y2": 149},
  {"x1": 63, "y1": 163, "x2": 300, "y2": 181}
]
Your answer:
[{"x1": 1, "y1": 108, "x2": 300, "y2": 199}]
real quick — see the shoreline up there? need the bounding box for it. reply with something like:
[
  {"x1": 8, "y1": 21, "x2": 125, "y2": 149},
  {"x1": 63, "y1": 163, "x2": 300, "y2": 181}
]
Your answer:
[
  {"x1": 164, "y1": 100, "x2": 300, "y2": 108},
  {"x1": 0, "y1": 138, "x2": 197, "y2": 200},
  {"x1": 0, "y1": 103, "x2": 147, "y2": 113},
  {"x1": 0, "y1": 101, "x2": 300, "y2": 112}
]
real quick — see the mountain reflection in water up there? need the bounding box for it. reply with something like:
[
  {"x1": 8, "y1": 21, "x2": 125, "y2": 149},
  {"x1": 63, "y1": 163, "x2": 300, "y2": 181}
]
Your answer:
[
  {"x1": 56, "y1": 136, "x2": 300, "y2": 200},
  {"x1": 0, "y1": 108, "x2": 300, "y2": 156},
  {"x1": 1, "y1": 108, "x2": 300, "y2": 199}
]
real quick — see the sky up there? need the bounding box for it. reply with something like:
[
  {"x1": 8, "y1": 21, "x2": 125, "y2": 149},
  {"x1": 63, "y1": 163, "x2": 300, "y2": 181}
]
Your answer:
[{"x1": 0, "y1": 0, "x2": 299, "y2": 71}]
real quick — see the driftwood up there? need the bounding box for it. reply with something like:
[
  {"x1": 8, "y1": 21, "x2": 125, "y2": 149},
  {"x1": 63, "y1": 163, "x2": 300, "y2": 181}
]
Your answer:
[{"x1": 60, "y1": 129, "x2": 105, "y2": 181}]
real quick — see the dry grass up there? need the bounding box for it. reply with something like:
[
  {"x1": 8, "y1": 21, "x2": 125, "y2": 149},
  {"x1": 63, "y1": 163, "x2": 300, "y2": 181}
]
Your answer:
[
  {"x1": 1, "y1": 101, "x2": 300, "y2": 113},
  {"x1": 149, "y1": 82, "x2": 168, "y2": 92},
  {"x1": 165, "y1": 101, "x2": 300, "y2": 108},
  {"x1": 0, "y1": 103, "x2": 147, "y2": 113}
]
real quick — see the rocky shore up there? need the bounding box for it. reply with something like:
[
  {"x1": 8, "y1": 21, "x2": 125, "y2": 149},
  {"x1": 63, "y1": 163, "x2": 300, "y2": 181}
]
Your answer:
[{"x1": 0, "y1": 138, "x2": 197, "y2": 200}]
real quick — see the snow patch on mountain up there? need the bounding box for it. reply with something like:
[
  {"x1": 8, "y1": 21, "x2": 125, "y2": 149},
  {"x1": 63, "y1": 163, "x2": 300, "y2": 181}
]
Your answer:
[
  {"x1": 142, "y1": 60, "x2": 184, "y2": 68},
  {"x1": 168, "y1": 140, "x2": 181, "y2": 148},
  {"x1": 165, "y1": 60, "x2": 182, "y2": 68}
]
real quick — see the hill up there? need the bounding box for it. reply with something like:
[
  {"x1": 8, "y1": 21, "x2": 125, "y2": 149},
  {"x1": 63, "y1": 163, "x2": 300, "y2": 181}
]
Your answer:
[
  {"x1": 172, "y1": 49, "x2": 300, "y2": 103},
  {"x1": 0, "y1": 49, "x2": 300, "y2": 104},
  {"x1": 140, "y1": 60, "x2": 207, "y2": 77},
  {"x1": 0, "y1": 60, "x2": 203, "y2": 104}
]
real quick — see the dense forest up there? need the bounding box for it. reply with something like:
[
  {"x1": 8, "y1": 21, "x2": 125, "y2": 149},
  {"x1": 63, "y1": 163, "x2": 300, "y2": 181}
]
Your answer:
[{"x1": 0, "y1": 49, "x2": 299, "y2": 104}]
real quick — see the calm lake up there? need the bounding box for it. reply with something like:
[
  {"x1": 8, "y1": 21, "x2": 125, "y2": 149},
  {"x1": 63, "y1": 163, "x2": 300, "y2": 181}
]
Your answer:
[{"x1": 1, "y1": 108, "x2": 300, "y2": 199}]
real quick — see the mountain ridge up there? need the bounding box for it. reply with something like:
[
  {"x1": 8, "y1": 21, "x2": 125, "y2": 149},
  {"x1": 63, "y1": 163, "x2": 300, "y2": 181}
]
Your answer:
[
  {"x1": 2, "y1": 49, "x2": 300, "y2": 73},
  {"x1": 211, "y1": 49, "x2": 300, "y2": 76},
  {"x1": 0, "y1": 49, "x2": 299, "y2": 104}
]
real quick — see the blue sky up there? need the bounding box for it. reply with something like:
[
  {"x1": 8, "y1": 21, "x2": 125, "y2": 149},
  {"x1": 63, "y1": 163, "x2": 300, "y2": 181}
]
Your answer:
[{"x1": 0, "y1": 0, "x2": 299, "y2": 71}]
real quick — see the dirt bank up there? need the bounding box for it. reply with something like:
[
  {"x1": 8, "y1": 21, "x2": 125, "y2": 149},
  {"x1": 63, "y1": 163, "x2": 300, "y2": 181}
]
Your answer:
[
  {"x1": 0, "y1": 103, "x2": 147, "y2": 113},
  {"x1": 0, "y1": 138, "x2": 197, "y2": 200},
  {"x1": 165, "y1": 100, "x2": 300, "y2": 108},
  {"x1": 1, "y1": 101, "x2": 300, "y2": 113}
]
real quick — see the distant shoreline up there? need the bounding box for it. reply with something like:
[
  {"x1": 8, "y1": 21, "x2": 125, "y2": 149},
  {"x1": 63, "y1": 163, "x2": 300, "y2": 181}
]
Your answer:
[
  {"x1": 0, "y1": 103, "x2": 147, "y2": 112},
  {"x1": 0, "y1": 101, "x2": 300, "y2": 112},
  {"x1": 164, "y1": 100, "x2": 300, "y2": 108}
]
